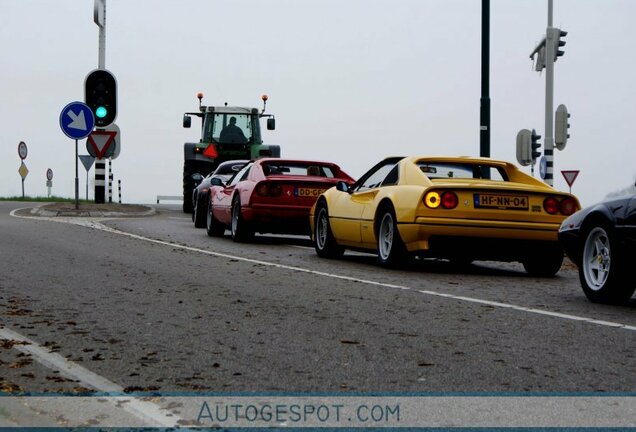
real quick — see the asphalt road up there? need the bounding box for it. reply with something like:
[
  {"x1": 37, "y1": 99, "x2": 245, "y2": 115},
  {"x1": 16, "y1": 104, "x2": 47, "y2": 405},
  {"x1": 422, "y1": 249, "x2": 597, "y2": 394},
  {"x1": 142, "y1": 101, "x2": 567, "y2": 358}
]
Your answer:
[{"x1": 1, "y1": 201, "x2": 634, "y2": 394}]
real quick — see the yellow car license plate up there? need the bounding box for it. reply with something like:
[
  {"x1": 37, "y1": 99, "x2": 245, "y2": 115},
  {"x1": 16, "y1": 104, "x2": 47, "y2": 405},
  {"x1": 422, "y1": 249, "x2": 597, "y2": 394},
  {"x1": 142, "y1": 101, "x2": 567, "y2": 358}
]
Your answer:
[
  {"x1": 294, "y1": 187, "x2": 324, "y2": 197},
  {"x1": 474, "y1": 193, "x2": 529, "y2": 210}
]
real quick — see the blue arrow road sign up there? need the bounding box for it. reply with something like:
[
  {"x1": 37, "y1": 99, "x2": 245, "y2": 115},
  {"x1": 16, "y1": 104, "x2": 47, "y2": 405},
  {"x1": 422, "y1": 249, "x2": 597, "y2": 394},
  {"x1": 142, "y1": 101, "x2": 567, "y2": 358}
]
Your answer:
[{"x1": 59, "y1": 101, "x2": 95, "y2": 140}]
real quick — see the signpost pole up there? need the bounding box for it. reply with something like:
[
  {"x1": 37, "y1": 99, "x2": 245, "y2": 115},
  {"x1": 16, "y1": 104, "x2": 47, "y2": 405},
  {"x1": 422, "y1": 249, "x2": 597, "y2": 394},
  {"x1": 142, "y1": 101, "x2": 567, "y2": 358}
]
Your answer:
[
  {"x1": 75, "y1": 139, "x2": 79, "y2": 209},
  {"x1": 21, "y1": 179, "x2": 25, "y2": 199}
]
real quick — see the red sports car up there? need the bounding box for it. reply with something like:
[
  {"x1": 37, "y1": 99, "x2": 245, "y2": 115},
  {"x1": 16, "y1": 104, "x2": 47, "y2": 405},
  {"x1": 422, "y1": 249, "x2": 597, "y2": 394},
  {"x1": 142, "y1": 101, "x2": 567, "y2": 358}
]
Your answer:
[{"x1": 206, "y1": 158, "x2": 354, "y2": 241}]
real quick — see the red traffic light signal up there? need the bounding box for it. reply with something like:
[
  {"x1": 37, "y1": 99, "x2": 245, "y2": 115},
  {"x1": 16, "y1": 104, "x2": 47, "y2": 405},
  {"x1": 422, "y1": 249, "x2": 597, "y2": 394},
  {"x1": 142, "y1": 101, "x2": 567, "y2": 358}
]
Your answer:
[{"x1": 85, "y1": 69, "x2": 117, "y2": 127}]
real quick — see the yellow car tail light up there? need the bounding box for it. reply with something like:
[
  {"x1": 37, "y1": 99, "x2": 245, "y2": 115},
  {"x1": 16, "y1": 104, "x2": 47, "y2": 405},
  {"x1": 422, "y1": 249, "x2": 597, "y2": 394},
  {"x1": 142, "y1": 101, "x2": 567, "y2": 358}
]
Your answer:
[
  {"x1": 559, "y1": 197, "x2": 578, "y2": 216},
  {"x1": 425, "y1": 191, "x2": 458, "y2": 209},
  {"x1": 424, "y1": 191, "x2": 441, "y2": 208},
  {"x1": 543, "y1": 197, "x2": 560, "y2": 215},
  {"x1": 441, "y1": 191, "x2": 458, "y2": 209}
]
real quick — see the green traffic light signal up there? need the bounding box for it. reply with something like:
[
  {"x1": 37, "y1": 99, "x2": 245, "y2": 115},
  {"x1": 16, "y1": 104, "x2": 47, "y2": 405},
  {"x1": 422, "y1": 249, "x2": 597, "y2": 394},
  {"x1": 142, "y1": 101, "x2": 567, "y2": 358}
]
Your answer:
[{"x1": 96, "y1": 106, "x2": 107, "y2": 118}]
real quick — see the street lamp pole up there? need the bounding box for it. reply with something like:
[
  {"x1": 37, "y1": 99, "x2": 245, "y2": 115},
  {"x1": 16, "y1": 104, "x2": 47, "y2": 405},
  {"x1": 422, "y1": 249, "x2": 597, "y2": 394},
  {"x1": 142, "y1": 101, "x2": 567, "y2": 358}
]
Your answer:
[{"x1": 480, "y1": 0, "x2": 491, "y2": 158}]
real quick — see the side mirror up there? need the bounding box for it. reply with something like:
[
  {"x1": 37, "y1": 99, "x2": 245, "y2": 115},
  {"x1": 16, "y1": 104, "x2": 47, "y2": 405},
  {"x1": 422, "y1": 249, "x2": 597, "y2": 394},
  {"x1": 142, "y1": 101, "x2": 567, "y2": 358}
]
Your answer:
[
  {"x1": 336, "y1": 181, "x2": 351, "y2": 193},
  {"x1": 267, "y1": 118, "x2": 276, "y2": 130},
  {"x1": 210, "y1": 177, "x2": 225, "y2": 187},
  {"x1": 191, "y1": 173, "x2": 204, "y2": 186},
  {"x1": 183, "y1": 114, "x2": 192, "y2": 128}
]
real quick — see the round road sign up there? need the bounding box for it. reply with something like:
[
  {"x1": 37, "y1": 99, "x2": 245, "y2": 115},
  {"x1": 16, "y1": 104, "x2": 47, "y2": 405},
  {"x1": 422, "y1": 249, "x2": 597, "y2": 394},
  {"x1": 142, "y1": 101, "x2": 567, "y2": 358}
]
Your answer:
[
  {"x1": 46, "y1": 168, "x2": 53, "y2": 181},
  {"x1": 18, "y1": 141, "x2": 28, "y2": 160}
]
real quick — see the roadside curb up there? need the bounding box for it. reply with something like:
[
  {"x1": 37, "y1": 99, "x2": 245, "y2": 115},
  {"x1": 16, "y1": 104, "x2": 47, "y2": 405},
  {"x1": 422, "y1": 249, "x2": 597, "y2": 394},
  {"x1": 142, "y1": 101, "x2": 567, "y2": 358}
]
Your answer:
[{"x1": 22, "y1": 203, "x2": 157, "y2": 218}]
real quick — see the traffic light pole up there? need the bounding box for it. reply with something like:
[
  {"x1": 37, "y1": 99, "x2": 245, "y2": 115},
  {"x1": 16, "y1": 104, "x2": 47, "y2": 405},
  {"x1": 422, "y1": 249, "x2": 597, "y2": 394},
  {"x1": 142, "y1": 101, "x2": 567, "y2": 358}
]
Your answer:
[
  {"x1": 544, "y1": 0, "x2": 555, "y2": 186},
  {"x1": 93, "y1": 0, "x2": 107, "y2": 203}
]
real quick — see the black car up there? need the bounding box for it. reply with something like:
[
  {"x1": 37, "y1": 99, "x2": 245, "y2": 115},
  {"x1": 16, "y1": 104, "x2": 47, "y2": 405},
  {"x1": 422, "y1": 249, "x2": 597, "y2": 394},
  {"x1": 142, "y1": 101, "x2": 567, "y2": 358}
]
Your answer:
[
  {"x1": 192, "y1": 160, "x2": 249, "y2": 228},
  {"x1": 558, "y1": 189, "x2": 636, "y2": 304}
]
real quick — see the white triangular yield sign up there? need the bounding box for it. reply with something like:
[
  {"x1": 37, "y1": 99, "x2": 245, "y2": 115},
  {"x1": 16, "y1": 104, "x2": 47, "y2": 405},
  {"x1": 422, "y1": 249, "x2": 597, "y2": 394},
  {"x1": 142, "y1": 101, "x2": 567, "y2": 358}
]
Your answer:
[
  {"x1": 561, "y1": 170, "x2": 580, "y2": 187},
  {"x1": 87, "y1": 130, "x2": 117, "y2": 159}
]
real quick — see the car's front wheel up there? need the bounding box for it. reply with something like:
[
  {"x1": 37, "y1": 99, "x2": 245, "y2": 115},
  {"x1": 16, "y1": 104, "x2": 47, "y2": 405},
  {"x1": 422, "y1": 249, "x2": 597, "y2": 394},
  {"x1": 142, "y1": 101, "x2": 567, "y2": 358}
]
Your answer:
[
  {"x1": 579, "y1": 224, "x2": 635, "y2": 304},
  {"x1": 376, "y1": 205, "x2": 409, "y2": 267},
  {"x1": 314, "y1": 202, "x2": 344, "y2": 258},
  {"x1": 231, "y1": 197, "x2": 254, "y2": 242}
]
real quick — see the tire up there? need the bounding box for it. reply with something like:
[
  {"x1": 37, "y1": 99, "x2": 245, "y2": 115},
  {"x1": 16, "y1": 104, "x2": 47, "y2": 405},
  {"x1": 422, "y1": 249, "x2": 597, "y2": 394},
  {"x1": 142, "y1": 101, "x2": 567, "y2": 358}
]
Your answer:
[
  {"x1": 193, "y1": 193, "x2": 207, "y2": 228},
  {"x1": 522, "y1": 245, "x2": 564, "y2": 277},
  {"x1": 230, "y1": 197, "x2": 254, "y2": 242},
  {"x1": 376, "y1": 205, "x2": 409, "y2": 267},
  {"x1": 578, "y1": 224, "x2": 635, "y2": 304},
  {"x1": 314, "y1": 202, "x2": 344, "y2": 258},
  {"x1": 206, "y1": 198, "x2": 225, "y2": 237},
  {"x1": 183, "y1": 194, "x2": 193, "y2": 213}
]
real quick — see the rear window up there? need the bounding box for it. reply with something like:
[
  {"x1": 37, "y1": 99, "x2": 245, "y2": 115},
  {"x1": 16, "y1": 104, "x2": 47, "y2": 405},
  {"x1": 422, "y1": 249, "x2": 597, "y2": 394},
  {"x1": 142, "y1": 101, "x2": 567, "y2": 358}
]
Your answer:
[
  {"x1": 417, "y1": 162, "x2": 508, "y2": 182},
  {"x1": 262, "y1": 163, "x2": 335, "y2": 178}
]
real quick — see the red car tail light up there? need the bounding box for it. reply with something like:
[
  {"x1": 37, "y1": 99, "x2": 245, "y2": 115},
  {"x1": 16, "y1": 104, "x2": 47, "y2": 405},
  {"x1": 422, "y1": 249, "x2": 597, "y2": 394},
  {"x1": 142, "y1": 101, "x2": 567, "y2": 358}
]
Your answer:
[
  {"x1": 256, "y1": 183, "x2": 269, "y2": 196},
  {"x1": 543, "y1": 197, "x2": 560, "y2": 215},
  {"x1": 559, "y1": 197, "x2": 578, "y2": 216},
  {"x1": 256, "y1": 182, "x2": 283, "y2": 197},
  {"x1": 268, "y1": 184, "x2": 282, "y2": 197},
  {"x1": 441, "y1": 191, "x2": 458, "y2": 209}
]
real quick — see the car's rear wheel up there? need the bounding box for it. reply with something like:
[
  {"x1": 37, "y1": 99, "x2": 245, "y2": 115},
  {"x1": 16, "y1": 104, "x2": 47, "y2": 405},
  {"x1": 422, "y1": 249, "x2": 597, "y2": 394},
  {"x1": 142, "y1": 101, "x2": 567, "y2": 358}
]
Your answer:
[
  {"x1": 314, "y1": 202, "x2": 344, "y2": 258},
  {"x1": 206, "y1": 198, "x2": 225, "y2": 237},
  {"x1": 579, "y1": 224, "x2": 635, "y2": 304},
  {"x1": 376, "y1": 205, "x2": 409, "y2": 267},
  {"x1": 522, "y1": 245, "x2": 564, "y2": 277},
  {"x1": 231, "y1": 197, "x2": 254, "y2": 242},
  {"x1": 193, "y1": 193, "x2": 207, "y2": 228}
]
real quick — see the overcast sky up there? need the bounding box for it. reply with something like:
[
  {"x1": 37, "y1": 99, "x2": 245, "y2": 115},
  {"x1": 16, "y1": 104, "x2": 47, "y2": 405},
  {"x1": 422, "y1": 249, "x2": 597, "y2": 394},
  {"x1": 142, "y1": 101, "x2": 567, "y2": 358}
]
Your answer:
[{"x1": 2, "y1": 0, "x2": 635, "y2": 207}]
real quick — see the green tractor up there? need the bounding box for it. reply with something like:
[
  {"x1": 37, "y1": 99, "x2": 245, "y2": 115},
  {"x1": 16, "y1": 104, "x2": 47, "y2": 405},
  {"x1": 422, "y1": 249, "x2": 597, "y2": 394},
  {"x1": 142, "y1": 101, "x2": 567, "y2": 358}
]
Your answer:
[{"x1": 182, "y1": 93, "x2": 279, "y2": 213}]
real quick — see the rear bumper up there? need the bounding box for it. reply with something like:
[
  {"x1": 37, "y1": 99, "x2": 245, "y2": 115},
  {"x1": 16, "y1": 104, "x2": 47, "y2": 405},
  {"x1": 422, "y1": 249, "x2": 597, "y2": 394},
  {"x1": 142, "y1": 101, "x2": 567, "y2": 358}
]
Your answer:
[
  {"x1": 398, "y1": 217, "x2": 562, "y2": 260},
  {"x1": 242, "y1": 204, "x2": 312, "y2": 235}
]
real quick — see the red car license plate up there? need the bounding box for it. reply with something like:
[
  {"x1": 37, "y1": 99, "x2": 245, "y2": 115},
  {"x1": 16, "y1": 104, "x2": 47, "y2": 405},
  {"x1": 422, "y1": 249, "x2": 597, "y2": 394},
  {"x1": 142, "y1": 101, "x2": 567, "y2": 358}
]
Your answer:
[{"x1": 294, "y1": 187, "x2": 324, "y2": 197}]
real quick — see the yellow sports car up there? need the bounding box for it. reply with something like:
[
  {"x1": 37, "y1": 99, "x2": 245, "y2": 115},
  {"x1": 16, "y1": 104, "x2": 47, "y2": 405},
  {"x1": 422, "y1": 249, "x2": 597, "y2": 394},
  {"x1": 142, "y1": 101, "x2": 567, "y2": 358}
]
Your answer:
[{"x1": 310, "y1": 156, "x2": 580, "y2": 276}]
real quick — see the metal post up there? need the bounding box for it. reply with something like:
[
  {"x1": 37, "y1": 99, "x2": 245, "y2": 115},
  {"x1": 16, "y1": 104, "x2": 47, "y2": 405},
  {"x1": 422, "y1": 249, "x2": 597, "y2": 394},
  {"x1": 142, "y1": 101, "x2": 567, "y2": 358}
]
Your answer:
[
  {"x1": 480, "y1": 0, "x2": 491, "y2": 159},
  {"x1": 86, "y1": 171, "x2": 89, "y2": 201},
  {"x1": 95, "y1": 159, "x2": 105, "y2": 203},
  {"x1": 118, "y1": 179, "x2": 121, "y2": 204},
  {"x1": 108, "y1": 158, "x2": 113, "y2": 203},
  {"x1": 21, "y1": 179, "x2": 25, "y2": 199},
  {"x1": 544, "y1": 0, "x2": 555, "y2": 186},
  {"x1": 75, "y1": 139, "x2": 79, "y2": 209},
  {"x1": 98, "y1": 1, "x2": 106, "y2": 69}
]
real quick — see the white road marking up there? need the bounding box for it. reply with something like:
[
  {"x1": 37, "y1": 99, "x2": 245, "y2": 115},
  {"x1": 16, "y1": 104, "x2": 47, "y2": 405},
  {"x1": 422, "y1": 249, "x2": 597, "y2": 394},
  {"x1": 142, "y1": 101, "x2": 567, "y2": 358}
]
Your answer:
[
  {"x1": 168, "y1": 216, "x2": 190, "y2": 221},
  {"x1": 0, "y1": 327, "x2": 181, "y2": 427},
  {"x1": 10, "y1": 209, "x2": 635, "y2": 333}
]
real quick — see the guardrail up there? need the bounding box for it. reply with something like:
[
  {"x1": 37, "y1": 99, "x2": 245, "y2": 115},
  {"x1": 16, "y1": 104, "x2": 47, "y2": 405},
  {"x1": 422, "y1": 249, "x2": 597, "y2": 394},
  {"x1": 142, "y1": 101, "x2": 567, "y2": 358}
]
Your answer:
[{"x1": 156, "y1": 195, "x2": 183, "y2": 204}]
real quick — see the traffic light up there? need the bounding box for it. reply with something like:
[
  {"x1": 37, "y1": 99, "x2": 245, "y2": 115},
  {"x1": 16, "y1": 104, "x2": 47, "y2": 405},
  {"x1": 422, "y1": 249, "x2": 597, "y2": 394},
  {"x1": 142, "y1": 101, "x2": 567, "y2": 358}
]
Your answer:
[
  {"x1": 555, "y1": 104, "x2": 571, "y2": 150},
  {"x1": 516, "y1": 129, "x2": 532, "y2": 166},
  {"x1": 551, "y1": 27, "x2": 567, "y2": 61},
  {"x1": 531, "y1": 129, "x2": 542, "y2": 163},
  {"x1": 85, "y1": 69, "x2": 117, "y2": 127}
]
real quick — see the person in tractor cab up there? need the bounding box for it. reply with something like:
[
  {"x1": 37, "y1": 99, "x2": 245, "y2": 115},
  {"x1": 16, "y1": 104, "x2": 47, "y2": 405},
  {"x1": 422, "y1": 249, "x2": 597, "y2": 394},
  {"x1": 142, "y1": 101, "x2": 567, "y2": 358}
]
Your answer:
[{"x1": 220, "y1": 116, "x2": 248, "y2": 144}]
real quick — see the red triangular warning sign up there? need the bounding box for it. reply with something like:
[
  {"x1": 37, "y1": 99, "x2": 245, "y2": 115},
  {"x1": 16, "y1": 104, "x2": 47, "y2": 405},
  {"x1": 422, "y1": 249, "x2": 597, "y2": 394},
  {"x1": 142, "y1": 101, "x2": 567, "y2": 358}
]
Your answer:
[
  {"x1": 561, "y1": 170, "x2": 580, "y2": 187},
  {"x1": 88, "y1": 130, "x2": 117, "y2": 159}
]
